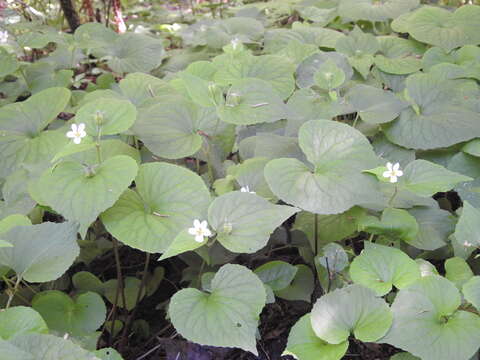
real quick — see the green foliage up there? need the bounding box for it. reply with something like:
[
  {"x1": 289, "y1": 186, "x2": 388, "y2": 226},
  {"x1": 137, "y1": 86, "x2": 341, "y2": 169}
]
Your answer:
[{"x1": 1, "y1": 1, "x2": 480, "y2": 359}]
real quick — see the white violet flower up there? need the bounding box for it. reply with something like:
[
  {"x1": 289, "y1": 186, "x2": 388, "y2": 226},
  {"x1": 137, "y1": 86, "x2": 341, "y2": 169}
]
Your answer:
[
  {"x1": 66, "y1": 123, "x2": 86, "y2": 144},
  {"x1": 382, "y1": 162, "x2": 403, "y2": 183},
  {"x1": 0, "y1": 30, "x2": 8, "y2": 44},
  {"x1": 188, "y1": 219, "x2": 212, "y2": 243},
  {"x1": 463, "y1": 241, "x2": 473, "y2": 248},
  {"x1": 240, "y1": 185, "x2": 255, "y2": 194}
]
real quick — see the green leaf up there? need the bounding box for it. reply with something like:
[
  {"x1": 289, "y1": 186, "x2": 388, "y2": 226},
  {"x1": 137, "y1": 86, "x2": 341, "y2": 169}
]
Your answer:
[
  {"x1": 401, "y1": 160, "x2": 472, "y2": 197},
  {"x1": 0, "y1": 222, "x2": 79, "y2": 283},
  {"x1": 381, "y1": 275, "x2": 480, "y2": 360},
  {"x1": 275, "y1": 265, "x2": 314, "y2": 303},
  {"x1": 101, "y1": 162, "x2": 211, "y2": 253},
  {"x1": 346, "y1": 85, "x2": 408, "y2": 124},
  {"x1": 32, "y1": 291, "x2": 106, "y2": 336},
  {"x1": 285, "y1": 314, "x2": 348, "y2": 360},
  {"x1": 316, "y1": 243, "x2": 349, "y2": 273},
  {"x1": 117, "y1": 72, "x2": 174, "y2": 107},
  {"x1": 0, "y1": 307, "x2": 48, "y2": 340},
  {"x1": 92, "y1": 33, "x2": 165, "y2": 74},
  {"x1": 208, "y1": 192, "x2": 298, "y2": 253},
  {"x1": 293, "y1": 207, "x2": 364, "y2": 249},
  {"x1": 463, "y1": 276, "x2": 480, "y2": 311},
  {"x1": 217, "y1": 79, "x2": 288, "y2": 125},
  {"x1": 214, "y1": 53, "x2": 295, "y2": 99},
  {"x1": 169, "y1": 264, "x2": 266, "y2": 355},
  {"x1": 452, "y1": 201, "x2": 480, "y2": 259},
  {"x1": 311, "y1": 284, "x2": 392, "y2": 344},
  {"x1": 390, "y1": 353, "x2": 421, "y2": 360},
  {"x1": 448, "y1": 153, "x2": 480, "y2": 209},
  {"x1": 0, "y1": 214, "x2": 31, "y2": 234},
  {"x1": 407, "y1": 207, "x2": 455, "y2": 251},
  {"x1": 254, "y1": 261, "x2": 298, "y2": 291},
  {"x1": 9, "y1": 334, "x2": 100, "y2": 360},
  {"x1": 374, "y1": 55, "x2": 422, "y2": 75},
  {"x1": 72, "y1": 271, "x2": 104, "y2": 294},
  {"x1": 0, "y1": 87, "x2": 71, "y2": 177},
  {"x1": 131, "y1": 95, "x2": 207, "y2": 159},
  {"x1": 385, "y1": 74, "x2": 480, "y2": 150},
  {"x1": 296, "y1": 52, "x2": 353, "y2": 89},
  {"x1": 30, "y1": 155, "x2": 138, "y2": 235},
  {"x1": 350, "y1": 242, "x2": 420, "y2": 296},
  {"x1": 404, "y1": 5, "x2": 480, "y2": 52},
  {"x1": 103, "y1": 277, "x2": 145, "y2": 311},
  {"x1": 0, "y1": 48, "x2": 19, "y2": 77},
  {"x1": 462, "y1": 139, "x2": 480, "y2": 157},
  {"x1": 358, "y1": 208, "x2": 419, "y2": 243},
  {"x1": 335, "y1": 26, "x2": 379, "y2": 57},
  {"x1": 159, "y1": 229, "x2": 206, "y2": 261},
  {"x1": 445, "y1": 257, "x2": 473, "y2": 289},
  {"x1": 75, "y1": 98, "x2": 136, "y2": 136},
  {"x1": 313, "y1": 59, "x2": 345, "y2": 90},
  {"x1": 95, "y1": 348, "x2": 123, "y2": 360},
  {"x1": 265, "y1": 120, "x2": 381, "y2": 215},
  {"x1": 338, "y1": 0, "x2": 419, "y2": 22}
]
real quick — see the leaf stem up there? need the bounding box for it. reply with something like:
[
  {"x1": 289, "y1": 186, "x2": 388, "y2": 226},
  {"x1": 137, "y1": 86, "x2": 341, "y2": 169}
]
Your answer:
[
  {"x1": 120, "y1": 252, "x2": 150, "y2": 349},
  {"x1": 109, "y1": 238, "x2": 126, "y2": 344},
  {"x1": 5, "y1": 276, "x2": 22, "y2": 309}
]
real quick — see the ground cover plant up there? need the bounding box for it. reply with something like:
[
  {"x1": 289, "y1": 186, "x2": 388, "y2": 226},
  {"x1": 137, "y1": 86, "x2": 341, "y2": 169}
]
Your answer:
[{"x1": 0, "y1": 0, "x2": 480, "y2": 359}]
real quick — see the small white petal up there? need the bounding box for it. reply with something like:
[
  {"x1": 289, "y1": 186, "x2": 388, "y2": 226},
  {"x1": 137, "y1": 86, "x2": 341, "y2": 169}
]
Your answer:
[
  {"x1": 188, "y1": 227, "x2": 197, "y2": 235},
  {"x1": 382, "y1": 170, "x2": 392, "y2": 178},
  {"x1": 70, "y1": 123, "x2": 78, "y2": 132},
  {"x1": 203, "y1": 228, "x2": 212, "y2": 237},
  {"x1": 194, "y1": 235, "x2": 204, "y2": 243},
  {"x1": 396, "y1": 170, "x2": 403, "y2": 177},
  {"x1": 73, "y1": 137, "x2": 82, "y2": 144},
  {"x1": 79, "y1": 130, "x2": 87, "y2": 138},
  {"x1": 200, "y1": 220, "x2": 208, "y2": 229},
  {"x1": 390, "y1": 175, "x2": 398, "y2": 183},
  {"x1": 66, "y1": 131, "x2": 75, "y2": 138},
  {"x1": 193, "y1": 219, "x2": 201, "y2": 228},
  {"x1": 393, "y1": 163, "x2": 400, "y2": 171},
  {"x1": 77, "y1": 123, "x2": 86, "y2": 132},
  {"x1": 386, "y1": 162, "x2": 393, "y2": 171}
]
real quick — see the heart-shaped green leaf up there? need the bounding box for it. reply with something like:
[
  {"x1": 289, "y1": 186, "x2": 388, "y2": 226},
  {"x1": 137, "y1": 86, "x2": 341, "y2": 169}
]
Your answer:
[
  {"x1": 0, "y1": 222, "x2": 79, "y2": 283},
  {"x1": 285, "y1": 314, "x2": 349, "y2": 360},
  {"x1": 217, "y1": 79, "x2": 288, "y2": 125},
  {"x1": 208, "y1": 192, "x2": 298, "y2": 253},
  {"x1": 346, "y1": 84, "x2": 408, "y2": 124},
  {"x1": 254, "y1": 261, "x2": 298, "y2": 291},
  {"x1": 265, "y1": 120, "x2": 382, "y2": 215},
  {"x1": 0, "y1": 307, "x2": 48, "y2": 340},
  {"x1": 101, "y1": 162, "x2": 211, "y2": 253},
  {"x1": 400, "y1": 159, "x2": 472, "y2": 197},
  {"x1": 385, "y1": 74, "x2": 480, "y2": 150},
  {"x1": 358, "y1": 208, "x2": 419, "y2": 243},
  {"x1": 8, "y1": 334, "x2": 100, "y2": 360},
  {"x1": 403, "y1": 5, "x2": 480, "y2": 52},
  {"x1": 30, "y1": 155, "x2": 138, "y2": 235},
  {"x1": 381, "y1": 275, "x2": 480, "y2": 360},
  {"x1": 32, "y1": 290, "x2": 106, "y2": 336},
  {"x1": 350, "y1": 242, "x2": 420, "y2": 295},
  {"x1": 0, "y1": 87, "x2": 71, "y2": 177},
  {"x1": 169, "y1": 264, "x2": 266, "y2": 355},
  {"x1": 338, "y1": 0, "x2": 419, "y2": 22},
  {"x1": 75, "y1": 98, "x2": 136, "y2": 136},
  {"x1": 311, "y1": 284, "x2": 392, "y2": 344},
  {"x1": 132, "y1": 95, "x2": 214, "y2": 159}
]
